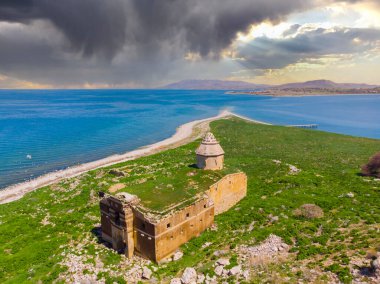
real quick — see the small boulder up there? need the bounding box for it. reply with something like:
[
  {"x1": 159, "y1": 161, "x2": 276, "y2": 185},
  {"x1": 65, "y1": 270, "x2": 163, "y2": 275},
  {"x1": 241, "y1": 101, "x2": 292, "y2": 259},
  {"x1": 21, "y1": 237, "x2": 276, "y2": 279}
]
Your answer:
[
  {"x1": 170, "y1": 278, "x2": 182, "y2": 284},
  {"x1": 142, "y1": 266, "x2": 152, "y2": 279},
  {"x1": 243, "y1": 270, "x2": 250, "y2": 279},
  {"x1": 214, "y1": 265, "x2": 224, "y2": 276},
  {"x1": 216, "y1": 258, "x2": 230, "y2": 266},
  {"x1": 213, "y1": 250, "x2": 228, "y2": 257},
  {"x1": 181, "y1": 267, "x2": 197, "y2": 284},
  {"x1": 173, "y1": 250, "x2": 183, "y2": 261},
  {"x1": 228, "y1": 265, "x2": 242, "y2": 276},
  {"x1": 197, "y1": 273, "x2": 205, "y2": 283},
  {"x1": 372, "y1": 258, "x2": 380, "y2": 271}
]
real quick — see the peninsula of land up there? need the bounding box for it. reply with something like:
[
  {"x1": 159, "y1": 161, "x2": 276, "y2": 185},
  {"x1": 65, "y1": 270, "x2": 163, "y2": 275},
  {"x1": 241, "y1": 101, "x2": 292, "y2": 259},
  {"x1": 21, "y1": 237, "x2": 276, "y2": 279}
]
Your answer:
[
  {"x1": 227, "y1": 87, "x2": 380, "y2": 97},
  {"x1": 0, "y1": 111, "x2": 266, "y2": 204}
]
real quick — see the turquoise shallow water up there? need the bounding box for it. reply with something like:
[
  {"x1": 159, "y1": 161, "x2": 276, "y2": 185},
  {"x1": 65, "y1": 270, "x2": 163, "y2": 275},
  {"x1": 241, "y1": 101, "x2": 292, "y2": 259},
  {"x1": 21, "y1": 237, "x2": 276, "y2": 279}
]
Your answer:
[{"x1": 0, "y1": 89, "x2": 379, "y2": 188}]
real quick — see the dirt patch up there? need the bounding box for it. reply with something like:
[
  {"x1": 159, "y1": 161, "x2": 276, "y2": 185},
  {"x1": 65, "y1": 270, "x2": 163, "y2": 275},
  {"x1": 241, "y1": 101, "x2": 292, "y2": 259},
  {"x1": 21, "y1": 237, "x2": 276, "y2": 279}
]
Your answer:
[{"x1": 108, "y1": 183, "x2": 126, "y2": 193}]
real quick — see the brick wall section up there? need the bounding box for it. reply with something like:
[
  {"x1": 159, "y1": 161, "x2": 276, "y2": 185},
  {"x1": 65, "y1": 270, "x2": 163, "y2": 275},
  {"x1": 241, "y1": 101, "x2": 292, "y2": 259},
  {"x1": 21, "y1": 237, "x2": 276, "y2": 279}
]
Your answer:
[{"x1": 206, "y1": 172, "x2": 247, "y2": 215}]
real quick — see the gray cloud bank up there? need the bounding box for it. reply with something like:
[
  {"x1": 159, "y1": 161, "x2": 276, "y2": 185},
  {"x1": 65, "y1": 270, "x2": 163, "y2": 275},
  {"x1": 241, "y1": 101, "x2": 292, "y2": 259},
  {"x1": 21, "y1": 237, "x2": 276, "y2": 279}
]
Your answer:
[
  {"x1": 0, "y1": 0, "x2": 378, "y2": 87},
  {"x1": 237, "y1": 26, "x2": 380, "y2": 70}
]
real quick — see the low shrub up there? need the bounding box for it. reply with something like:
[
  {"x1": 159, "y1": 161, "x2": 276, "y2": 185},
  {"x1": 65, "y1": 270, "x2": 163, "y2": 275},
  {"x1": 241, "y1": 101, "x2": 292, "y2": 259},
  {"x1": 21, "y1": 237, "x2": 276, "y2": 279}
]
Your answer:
[
  {"x1": 294, "y1": 204, "x2": 324, "y2": 219},
  {"x1": 361, "y1": 152, "x2": 380, "y2": 178}
]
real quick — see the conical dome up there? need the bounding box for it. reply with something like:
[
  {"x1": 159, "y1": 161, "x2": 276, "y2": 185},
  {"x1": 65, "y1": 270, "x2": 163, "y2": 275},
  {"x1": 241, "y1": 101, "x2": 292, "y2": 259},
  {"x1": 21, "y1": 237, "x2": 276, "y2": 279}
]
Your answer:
[{"x1": 196, "y1": 132, "x2": 224, "y2": 156}]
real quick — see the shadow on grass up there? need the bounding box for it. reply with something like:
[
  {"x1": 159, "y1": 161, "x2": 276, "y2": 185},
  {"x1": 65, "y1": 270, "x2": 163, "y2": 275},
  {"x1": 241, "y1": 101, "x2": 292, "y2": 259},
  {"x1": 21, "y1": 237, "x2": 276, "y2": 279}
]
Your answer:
[
  {"x1": 188, "y1": 163, "x2": 198, "y2": 169},
  {"x1": 91, "y1": 226, "x2": 111, "y2": 248},
  {"x1": 91, "y1": 226, "x2": 127, "y2": 254}
]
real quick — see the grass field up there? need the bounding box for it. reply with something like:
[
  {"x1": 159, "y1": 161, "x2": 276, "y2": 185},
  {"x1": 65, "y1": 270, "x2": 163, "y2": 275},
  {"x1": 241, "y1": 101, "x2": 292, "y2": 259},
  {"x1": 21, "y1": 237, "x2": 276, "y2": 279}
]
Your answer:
[{"x1": 0, "y1": 118, "x2": 379, "y2": 283}]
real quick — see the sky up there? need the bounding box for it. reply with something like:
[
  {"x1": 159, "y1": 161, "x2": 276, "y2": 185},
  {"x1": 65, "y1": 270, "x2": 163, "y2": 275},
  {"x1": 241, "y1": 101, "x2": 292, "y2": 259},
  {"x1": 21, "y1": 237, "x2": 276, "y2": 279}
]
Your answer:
[{"x1": 0, "y1": 0, "x2": 379, "y2": 88}]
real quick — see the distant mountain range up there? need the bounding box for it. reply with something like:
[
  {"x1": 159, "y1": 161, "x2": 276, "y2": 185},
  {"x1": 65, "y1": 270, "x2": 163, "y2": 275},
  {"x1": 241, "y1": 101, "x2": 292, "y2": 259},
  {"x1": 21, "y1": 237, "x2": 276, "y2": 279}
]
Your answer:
[
  {"x1": 161, "y1": 79, "x2": 378, "y2": 90},
  {"x1": 161, "y1": 80, "x2": 268, "y2": 90}
]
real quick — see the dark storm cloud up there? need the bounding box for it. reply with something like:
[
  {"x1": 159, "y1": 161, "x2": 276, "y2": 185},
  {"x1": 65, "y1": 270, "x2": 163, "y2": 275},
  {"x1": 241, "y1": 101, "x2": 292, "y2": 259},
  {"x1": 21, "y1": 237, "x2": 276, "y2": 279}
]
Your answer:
[
  {"x1": 0, "y1": 0, "x2": 374, "y2": 86},
  {"x1": 0, "y1": 0, "x2": 127, "y2": 59},
  {"x1": 236, "y1": 27, "x2": 380, "y2": 70},
  {"x1": 0, "y1": 0, "x2": 314, "y2": 60}
]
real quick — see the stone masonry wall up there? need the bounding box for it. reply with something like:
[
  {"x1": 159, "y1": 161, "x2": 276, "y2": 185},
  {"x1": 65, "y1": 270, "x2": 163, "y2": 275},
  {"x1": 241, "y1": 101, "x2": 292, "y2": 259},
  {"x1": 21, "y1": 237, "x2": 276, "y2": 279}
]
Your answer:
[
  {"x1": 139, "y1": 198, "x2": 215, "y2": 262},
  {"x1": 206, "y1": 172, "x2": 247, "y2": 215}
]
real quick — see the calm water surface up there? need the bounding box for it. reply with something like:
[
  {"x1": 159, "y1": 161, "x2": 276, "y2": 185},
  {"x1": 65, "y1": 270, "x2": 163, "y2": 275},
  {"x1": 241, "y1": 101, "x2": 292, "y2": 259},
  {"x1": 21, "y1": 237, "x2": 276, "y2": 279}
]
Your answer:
[{"x1": 0, "y1": 89, "x2": 379, "y2": 188}]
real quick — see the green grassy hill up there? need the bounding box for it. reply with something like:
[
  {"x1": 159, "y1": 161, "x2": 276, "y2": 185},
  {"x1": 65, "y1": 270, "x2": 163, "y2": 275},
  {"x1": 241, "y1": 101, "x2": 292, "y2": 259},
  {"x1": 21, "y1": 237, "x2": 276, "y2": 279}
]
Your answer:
[{"x1": 0, "y1": 118, "x2": 379, "y2": 283}]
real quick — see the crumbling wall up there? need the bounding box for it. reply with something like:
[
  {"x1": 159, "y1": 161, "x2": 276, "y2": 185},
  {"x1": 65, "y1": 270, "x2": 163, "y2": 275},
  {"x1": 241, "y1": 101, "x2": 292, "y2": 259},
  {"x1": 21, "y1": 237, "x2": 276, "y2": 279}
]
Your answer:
[
  {"x1": 133, "y1": 210, "x2": 158, "y2": 261},
  {"x1": 206, "y1": 172, "x2": 247, "y2": 215},
  {"x1": 153, "y1": 198, "x2": 214, "y2": 262}
]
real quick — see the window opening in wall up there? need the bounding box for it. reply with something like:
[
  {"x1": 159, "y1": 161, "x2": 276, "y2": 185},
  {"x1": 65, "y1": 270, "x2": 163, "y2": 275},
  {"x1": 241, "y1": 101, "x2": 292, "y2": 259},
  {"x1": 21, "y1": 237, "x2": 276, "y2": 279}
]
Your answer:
[
  {"x1": 186, "y1": 213, "x2": 190, "y2": 218},
  {"x1": 114, "y1": 212, "x2": 120, "y2": 226},
  {"x1": 167, "y1": 223, "x2": 171, "y2": 228},
  {"x1": 141, "y1": 223, "x2": 146, "y2": 230},
  {"x1": 204, "y1": 204, "x2": 207, "y2": 208}
]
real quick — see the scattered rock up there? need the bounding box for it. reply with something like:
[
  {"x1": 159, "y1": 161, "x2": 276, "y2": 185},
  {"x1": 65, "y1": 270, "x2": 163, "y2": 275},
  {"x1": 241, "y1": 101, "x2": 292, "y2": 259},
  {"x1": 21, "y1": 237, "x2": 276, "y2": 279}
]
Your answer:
[
  {"x1": 181, "y1": 267, "x2": 197, "y2": 284},
  {"x1": 173, "y1": 250, "x2": 183, "y2": 261},
  {"x1": 242, "y1": 270, "x2": 250, "y2": 279},
  {"x1": 268, "y1": 214, "x2": 279, "y2": 223},
  {"x1": 247, "y1": 221, "x2": 255, "y2": 232},
  {"x1": 142, "y1": 266, "x2": 152, "y2": 279},
  {"x1": 288, "y1": 164, "x2": 301, "y2": 175},
  {"x1": 346, "y1": 192, "x2": 355, "y2": 198},
  {"x1": 239, "y1": 234, "x2": 289, "y2": 264},
  {"x1": 216, "y1": 258, "x2": 230, "y2": 266},
  {"x1": 201, "y1": 242, "x2": 212, "y2": 249},
  {"x1": 214, "y1": 266, "x2": 224, "y2": 276},
  {"x1": 213, "y1": 250, "x2": 228, "y2": 257},
  {"x1": 372, "y1": 258, "x2": 380, "y2": 271},
  {"x1": 197, "y1": 273, "x2": 205, "y2": 283},
  {"x1": 273, "y1": 160, "x2": 282, "y2": 165},
  {"x1": 210, "y1": 224, "x2": 218, "y2": 231},
  {"x1": 294, "y1": 204, "x2": 324, "y2": 219},
  {"x1": 170, "y1": 278, "x2": 182, "y2": 284},
  {"x1": 228, "y1": 265, "x2": 242, "y2": 276}
]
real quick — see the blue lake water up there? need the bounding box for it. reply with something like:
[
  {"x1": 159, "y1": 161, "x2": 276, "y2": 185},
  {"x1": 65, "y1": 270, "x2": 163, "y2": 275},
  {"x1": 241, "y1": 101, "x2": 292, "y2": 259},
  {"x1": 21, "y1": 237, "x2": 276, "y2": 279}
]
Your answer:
[{"x1": 0, "y1": 89, "x2": 379, "y2": 189}]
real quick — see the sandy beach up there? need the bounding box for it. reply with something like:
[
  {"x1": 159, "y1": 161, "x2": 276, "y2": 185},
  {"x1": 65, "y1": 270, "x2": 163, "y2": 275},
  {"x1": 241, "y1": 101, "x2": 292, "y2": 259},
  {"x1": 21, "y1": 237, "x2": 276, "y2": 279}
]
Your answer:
[{"x1": 0, "y1": 111, "x2": 268, "y2": 204}]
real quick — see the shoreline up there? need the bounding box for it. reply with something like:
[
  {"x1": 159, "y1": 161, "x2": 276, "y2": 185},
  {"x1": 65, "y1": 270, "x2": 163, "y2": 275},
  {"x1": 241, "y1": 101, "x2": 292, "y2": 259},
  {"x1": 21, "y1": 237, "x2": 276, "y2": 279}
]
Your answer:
[
  {"x1": 0, "y1": 111, "x2": 267, "y2": 204},
  {"x1": 226, "y1": 91, "x2": 380, "y2": 97}
]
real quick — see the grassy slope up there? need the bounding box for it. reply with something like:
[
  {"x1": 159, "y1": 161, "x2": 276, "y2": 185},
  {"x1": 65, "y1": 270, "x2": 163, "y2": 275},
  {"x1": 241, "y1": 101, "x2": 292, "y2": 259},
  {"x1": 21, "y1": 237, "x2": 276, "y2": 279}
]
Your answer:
[{"x1": 0, "y1": 118, "x2": 379, "y2": 283}]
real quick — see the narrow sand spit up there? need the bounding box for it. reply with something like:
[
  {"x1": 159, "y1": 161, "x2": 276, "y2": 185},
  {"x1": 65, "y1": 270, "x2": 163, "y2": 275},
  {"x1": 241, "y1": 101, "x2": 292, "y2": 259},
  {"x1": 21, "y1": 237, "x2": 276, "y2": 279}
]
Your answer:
[{"x1": 0, "y1": 111, "x2": 269, "y2": 204}]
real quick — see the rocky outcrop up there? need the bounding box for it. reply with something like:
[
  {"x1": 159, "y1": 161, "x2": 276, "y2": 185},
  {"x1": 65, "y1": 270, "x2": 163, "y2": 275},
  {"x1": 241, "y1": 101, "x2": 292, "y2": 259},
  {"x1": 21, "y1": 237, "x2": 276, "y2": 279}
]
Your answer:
[{"x1": 239, "y1": 234, "x2": 290, "y2": 265}]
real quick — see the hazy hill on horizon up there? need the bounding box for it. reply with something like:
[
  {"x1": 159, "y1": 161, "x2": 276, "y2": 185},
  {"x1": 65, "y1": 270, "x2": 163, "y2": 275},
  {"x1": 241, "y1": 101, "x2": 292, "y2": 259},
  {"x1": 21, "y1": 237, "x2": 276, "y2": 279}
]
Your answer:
[
  {"x1": 276, "y1": 79, "x2": 378, "y2": 89},
  {"x1": 161, "y1": 79, "x2": 268, "y2": 90},
  {"x1": 161, "y1": 79, "x2": 378, "y2": 90}
]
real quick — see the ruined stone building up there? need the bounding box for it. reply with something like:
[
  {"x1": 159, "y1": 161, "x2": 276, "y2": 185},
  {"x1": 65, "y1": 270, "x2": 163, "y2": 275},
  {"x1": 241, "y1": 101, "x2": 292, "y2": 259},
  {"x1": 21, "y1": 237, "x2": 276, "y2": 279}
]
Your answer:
[{"x1": 99, "y1": 132, "x2": 247, "y2": 262}]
